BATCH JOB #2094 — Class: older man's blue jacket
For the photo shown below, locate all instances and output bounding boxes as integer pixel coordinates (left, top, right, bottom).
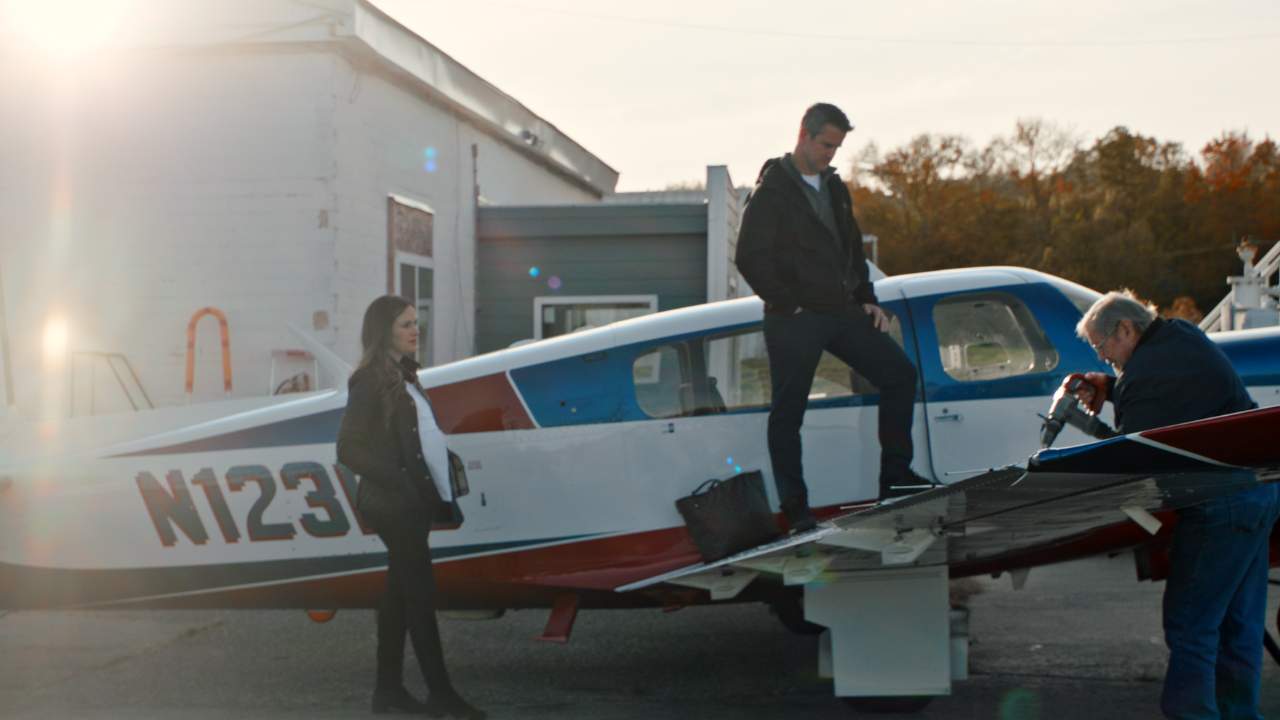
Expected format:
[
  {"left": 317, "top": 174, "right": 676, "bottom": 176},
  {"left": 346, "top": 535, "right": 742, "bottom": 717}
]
[{"left": 1107, "top": 317, "right": 1256, "bottom": 433}]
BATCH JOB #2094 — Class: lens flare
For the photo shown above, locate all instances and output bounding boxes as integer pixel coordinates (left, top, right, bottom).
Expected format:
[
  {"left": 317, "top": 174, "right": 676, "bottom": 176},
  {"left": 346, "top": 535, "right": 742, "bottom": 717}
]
[
  {"left": 528, "top": 267, "right": 540, "bottom": 278},
  {"left": 547, "top": 276, "right": 562, "bottom": 291},
  {"left": 998, "top": 688, "right": 1040, "bottom": 719},
  {"left": 42, "top": 316, "right": 68, "bottom": 366},
  {"left": 4, "top": 0, "right": 137, "bottom": 61}
]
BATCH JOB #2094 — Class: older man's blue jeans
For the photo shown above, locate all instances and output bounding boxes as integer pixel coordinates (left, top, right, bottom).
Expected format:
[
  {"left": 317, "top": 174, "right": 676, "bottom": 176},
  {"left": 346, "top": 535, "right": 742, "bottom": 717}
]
[{"left": 1161, "top": 482, "right": 1280, "bottom": 719}]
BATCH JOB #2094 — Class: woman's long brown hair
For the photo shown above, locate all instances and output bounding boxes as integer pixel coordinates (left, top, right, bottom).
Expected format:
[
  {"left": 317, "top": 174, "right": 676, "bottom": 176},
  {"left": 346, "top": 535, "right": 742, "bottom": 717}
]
[{"left": 356, "top": 295, "right": 413, "bottom": 427}]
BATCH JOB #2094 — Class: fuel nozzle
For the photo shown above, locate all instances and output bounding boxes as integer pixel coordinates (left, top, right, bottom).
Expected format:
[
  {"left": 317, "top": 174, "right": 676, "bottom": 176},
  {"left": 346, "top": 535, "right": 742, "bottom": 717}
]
[{"left": 1040, "top": 376, "right": 1117, "bottom": 448}]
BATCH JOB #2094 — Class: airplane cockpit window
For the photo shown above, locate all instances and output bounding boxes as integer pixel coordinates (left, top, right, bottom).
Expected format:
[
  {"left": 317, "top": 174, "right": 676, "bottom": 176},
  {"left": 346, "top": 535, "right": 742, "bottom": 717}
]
[
  {"left": 633, "top": 344, "right": 692, "bottom": 418},
  {"left": 702, "top": 329, "right": 771, "bottom": 411},
  {"left": 933, "top": 293, "right": 1059, "bottom": 382}
]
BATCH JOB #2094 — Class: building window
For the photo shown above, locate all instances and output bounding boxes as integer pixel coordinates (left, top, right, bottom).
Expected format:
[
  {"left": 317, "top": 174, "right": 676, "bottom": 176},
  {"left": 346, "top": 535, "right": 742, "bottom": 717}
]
[
  {"left": 396, "top": 252, "right": 434, "bottom": 366},
  {"left": 388, "top": 194, "right": 434, "bottom": 366},
  {"left": 534, "top": 295, "right": 657, "bottom": 340},
  {"left": 933, "top": 292, "right": 1059, "bottom": 382}
]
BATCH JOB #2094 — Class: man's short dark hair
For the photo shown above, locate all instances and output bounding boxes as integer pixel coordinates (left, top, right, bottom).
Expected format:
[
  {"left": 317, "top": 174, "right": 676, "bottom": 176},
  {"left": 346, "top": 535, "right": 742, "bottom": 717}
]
[{"left": 801, "top": 103, "right": 852, "bottom": 137}]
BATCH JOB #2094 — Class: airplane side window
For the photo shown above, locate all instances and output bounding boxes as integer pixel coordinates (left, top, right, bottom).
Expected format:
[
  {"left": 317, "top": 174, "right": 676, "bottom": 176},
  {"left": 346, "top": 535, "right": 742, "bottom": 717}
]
[
  {"left": 703, "top": 329, "right": 771, "bottom": 410},
  {"left": 633, "top": 344, "right": 692, "bottom": 418},
  {"left": 695, "top": 313, "right": 907, "bottom": 410},
  {"left": 828, "top": 311, "right": 905, "bottom": 398},
  {"left": 933, "top": 293, "right": 1060, "bottom": 382}
]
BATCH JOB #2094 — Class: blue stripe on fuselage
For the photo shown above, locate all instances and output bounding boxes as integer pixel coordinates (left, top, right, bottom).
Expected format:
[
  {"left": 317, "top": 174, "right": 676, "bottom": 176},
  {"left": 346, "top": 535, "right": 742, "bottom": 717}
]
[{"left": 112, "top": 301, "right": 1280, "bottom": 452}]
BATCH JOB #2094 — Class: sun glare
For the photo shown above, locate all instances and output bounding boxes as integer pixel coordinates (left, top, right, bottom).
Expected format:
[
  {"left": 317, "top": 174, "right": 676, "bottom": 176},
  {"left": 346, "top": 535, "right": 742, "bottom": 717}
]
[
  {"left": 42, "top": 316, "right": 68, "bottom": 367},
  {"left": 2, "top": 0, "right": 136, "bottom": 61}
]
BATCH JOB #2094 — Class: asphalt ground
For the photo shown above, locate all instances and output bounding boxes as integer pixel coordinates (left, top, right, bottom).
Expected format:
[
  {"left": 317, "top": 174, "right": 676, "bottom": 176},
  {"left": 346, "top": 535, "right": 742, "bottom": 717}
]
[{"left": 3, "top": 555, "right": 1280, "bottom": 719}]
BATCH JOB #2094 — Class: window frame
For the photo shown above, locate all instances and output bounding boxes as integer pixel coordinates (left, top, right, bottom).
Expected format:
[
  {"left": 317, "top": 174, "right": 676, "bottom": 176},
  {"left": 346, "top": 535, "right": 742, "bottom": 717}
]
[
  {"left": 533, "top": 294, "right": 658, "bottom": 341},
  {"left": 930, "top": 291, "right": 1060, "bottom": 383},
  {"left": 395, "top": 250, "right": 435, "bottom": 366}
]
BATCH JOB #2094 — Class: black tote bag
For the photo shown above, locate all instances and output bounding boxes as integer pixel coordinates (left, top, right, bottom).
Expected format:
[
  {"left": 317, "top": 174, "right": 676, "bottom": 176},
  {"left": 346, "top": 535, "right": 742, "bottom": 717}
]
[{"left": 675, "top": 470, "right": 780, "bottom": 562}]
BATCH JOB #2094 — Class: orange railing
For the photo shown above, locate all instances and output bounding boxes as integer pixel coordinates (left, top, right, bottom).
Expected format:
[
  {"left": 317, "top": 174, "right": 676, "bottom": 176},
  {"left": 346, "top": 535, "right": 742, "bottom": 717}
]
[{"left": 185, "top": 307, "right": 232, "bottom": 401}]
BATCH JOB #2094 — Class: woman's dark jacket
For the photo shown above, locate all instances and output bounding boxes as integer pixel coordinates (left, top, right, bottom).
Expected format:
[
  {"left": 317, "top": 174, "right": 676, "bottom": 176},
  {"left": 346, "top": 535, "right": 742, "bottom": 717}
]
[
  {"left": 735, "top": 155, "right": 878, "bottom": 318},
  {"left": 336, "top": 360, "right": 442, "bottom": 532}
]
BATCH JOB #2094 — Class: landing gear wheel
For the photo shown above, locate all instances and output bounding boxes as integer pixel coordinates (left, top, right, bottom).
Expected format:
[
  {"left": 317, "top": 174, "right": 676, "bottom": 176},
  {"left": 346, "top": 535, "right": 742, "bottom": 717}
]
[
  {"left": 842, "top": 696, "right": 934, "bottom": 713},
  {"left": 769, "top": 594, "right": 825, "bottom": 636}
]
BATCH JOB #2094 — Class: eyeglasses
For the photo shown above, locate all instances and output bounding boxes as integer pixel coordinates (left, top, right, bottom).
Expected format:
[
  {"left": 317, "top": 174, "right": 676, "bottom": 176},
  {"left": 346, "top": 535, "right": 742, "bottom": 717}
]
[{"left": 1089, "top": 322, "right": 1121, "bottom": 355}]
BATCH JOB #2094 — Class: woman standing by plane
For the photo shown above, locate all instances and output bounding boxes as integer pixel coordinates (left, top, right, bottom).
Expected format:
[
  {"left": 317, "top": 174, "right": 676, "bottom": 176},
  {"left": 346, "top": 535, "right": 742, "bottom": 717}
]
[{"left": 337, "top": 295, "right": 485, "bottom": 719}]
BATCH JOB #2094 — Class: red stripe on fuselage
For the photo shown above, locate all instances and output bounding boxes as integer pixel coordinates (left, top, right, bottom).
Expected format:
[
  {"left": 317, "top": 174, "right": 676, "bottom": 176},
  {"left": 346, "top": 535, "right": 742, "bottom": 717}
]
[
  {"left": 426, "top": 373, "right": 535, "bottom": 434},
  {"left": 1140, "top": 405, "right": 1280, "bottom": 467},
  {"left": 90, "top": 528, "right": 703, "bottom": 611}
]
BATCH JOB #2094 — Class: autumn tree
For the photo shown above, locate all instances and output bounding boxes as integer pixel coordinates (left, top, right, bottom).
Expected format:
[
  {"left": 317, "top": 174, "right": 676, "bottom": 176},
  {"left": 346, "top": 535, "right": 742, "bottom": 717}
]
[{"left": 848, "top": 121, "right": 1278, "bottom": 314}]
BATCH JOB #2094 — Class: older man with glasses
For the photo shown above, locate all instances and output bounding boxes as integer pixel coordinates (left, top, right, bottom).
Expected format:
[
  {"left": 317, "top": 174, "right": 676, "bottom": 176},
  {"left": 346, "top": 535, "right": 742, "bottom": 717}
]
[{"left": 1068, "top": 289, "right": 1277, "bottom": 720}]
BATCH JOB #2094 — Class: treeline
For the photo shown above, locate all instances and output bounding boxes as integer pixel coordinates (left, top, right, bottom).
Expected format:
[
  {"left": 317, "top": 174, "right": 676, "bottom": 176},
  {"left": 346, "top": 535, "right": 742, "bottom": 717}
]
[{"left": 849, "top": 120, "right": 1280, "bottom": 315}]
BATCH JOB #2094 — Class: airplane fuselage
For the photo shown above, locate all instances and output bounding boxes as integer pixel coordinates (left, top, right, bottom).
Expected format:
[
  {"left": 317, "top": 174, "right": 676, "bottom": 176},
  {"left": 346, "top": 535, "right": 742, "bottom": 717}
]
[{"left": 3, "top": 267, "right": 1279, "bottom": 611}]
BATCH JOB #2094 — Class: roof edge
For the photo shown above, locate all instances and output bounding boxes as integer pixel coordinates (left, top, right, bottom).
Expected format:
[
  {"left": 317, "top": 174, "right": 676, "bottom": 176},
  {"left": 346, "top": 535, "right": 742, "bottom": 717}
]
[{"left": 352, "top": 0, "right": 618, "bottom": 197}]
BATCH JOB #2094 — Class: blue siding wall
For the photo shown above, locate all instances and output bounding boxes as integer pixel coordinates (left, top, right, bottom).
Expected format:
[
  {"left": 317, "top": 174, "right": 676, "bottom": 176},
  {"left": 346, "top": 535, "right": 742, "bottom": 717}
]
[{"left": 476, "top": 205, "right": 708, "bottom": 353}]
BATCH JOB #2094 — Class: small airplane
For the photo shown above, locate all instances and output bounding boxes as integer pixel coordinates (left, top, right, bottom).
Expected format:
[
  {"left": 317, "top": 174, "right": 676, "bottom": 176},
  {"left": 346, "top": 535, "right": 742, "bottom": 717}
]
[{"left": 2, "top": 265, "right": 1279, "bottom": 710}]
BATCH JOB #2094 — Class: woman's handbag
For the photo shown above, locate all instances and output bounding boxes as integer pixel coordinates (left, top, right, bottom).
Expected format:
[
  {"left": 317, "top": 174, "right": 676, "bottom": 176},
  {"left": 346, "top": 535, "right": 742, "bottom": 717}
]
[
  {"left": 675, "top": 470, "right": 780, "bottom": 562},
  {"left": 431, "top": 450, "right": 470, "bottom": 531}
]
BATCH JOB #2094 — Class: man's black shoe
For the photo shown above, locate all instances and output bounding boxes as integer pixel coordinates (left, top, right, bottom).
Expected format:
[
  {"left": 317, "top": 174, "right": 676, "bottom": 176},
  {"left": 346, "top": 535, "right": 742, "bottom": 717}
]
[
  {"left": 424, "top": 693, "right": 487, "bottom": 720},
  {"left": 372, "top": 687, "right": 430, "bottom": 714},
  {"left": 786, "top": 509, "right": 818, "bottom": 534},
  {"left": 878, "top": 470, "right": 936, "bottom": 501}
]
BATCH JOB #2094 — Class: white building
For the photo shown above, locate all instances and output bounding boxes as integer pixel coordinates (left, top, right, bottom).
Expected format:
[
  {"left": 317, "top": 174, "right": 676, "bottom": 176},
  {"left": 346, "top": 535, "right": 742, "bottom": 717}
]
[{"left": 0, "top": 0, "right": 616, "bottom": 417}]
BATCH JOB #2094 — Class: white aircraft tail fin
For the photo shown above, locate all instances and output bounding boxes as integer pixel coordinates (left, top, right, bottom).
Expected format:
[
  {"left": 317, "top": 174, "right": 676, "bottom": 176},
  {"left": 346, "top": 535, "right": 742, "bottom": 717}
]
[{"left": 286, "top": 324, "right": 353, "bottom": 389}]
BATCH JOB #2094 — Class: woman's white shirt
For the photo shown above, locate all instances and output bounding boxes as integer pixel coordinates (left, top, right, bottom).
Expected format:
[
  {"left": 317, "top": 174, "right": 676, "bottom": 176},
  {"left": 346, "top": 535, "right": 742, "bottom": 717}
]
[{"left": 405, "top": 382, "right": 453, "bottom": 503}]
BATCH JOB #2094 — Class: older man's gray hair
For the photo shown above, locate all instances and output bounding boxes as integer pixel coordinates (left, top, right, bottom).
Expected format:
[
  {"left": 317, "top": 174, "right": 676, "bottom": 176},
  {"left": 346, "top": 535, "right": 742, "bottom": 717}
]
[{"left": 1076, "top": 290, "right": 1158, "bottom": 341}]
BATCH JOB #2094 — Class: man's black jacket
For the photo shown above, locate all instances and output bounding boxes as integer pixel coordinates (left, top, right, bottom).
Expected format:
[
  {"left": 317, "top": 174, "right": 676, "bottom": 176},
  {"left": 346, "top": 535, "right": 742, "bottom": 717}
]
[
  {"left": 735, "top": 156, "right": 877, "bottom": 317},
  {"left": 1107, "top": 318, "right": 1255, "bottom": 433}
]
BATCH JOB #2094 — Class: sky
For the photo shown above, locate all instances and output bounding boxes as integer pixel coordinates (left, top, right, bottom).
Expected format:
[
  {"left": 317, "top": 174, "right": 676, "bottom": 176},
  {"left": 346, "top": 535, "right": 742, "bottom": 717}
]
[{"left": 372, "top": 0, "right": 1280, "bottom": 192}]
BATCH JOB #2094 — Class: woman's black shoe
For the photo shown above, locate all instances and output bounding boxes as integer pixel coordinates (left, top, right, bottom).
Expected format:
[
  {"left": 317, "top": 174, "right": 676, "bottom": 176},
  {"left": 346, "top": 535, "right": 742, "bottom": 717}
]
[
  {"left": 424, "top": 693, "right": 487, "bottom": 720},
  {"left": 372, "top": 687, "right": 430, "bottom": 714}
]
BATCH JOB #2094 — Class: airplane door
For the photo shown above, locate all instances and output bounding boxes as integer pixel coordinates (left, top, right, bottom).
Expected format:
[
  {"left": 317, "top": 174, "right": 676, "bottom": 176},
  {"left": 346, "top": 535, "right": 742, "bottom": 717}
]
[{"left": 904, "top": 278, "right": 1093, "bottom": 482}]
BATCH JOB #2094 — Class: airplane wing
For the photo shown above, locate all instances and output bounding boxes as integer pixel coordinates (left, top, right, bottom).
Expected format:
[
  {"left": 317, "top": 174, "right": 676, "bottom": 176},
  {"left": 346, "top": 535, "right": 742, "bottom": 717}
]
[{"left": 616, "top": 405, "right": 1280, "bottom": 598}]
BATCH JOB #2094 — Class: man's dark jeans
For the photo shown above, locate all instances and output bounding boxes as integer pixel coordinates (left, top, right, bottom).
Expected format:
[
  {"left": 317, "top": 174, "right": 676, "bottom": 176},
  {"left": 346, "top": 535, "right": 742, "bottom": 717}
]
[
  {"left": 762, "top": 307, "right": 917, "bottom": 516},
  {"left": 1161, "top": 482, "right": 1280, "bottom": 719}
]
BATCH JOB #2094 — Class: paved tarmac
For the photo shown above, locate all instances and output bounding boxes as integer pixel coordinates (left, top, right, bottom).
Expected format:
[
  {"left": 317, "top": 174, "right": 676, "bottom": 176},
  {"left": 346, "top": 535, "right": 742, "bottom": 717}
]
[{"left": 3, "top": 554, "right": 1280, "bottom": 719}]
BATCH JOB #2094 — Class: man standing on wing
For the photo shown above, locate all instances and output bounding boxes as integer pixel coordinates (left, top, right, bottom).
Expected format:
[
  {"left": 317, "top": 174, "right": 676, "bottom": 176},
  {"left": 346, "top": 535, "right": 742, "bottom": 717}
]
[{"left": 735, "top": 102, "right": 926, "bottom": 533}]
